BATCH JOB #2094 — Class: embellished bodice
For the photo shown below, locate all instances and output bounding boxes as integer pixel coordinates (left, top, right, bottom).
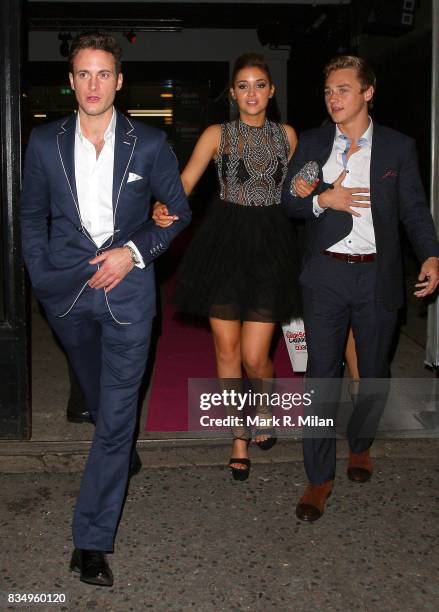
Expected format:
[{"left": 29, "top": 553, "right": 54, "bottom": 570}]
[{"left": 215, "top": 119, "right": 290, "bottom": 206}]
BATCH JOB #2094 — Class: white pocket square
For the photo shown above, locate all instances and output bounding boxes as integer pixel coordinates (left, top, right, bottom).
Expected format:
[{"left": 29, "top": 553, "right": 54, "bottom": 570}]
[{"left": 127, "top": 172, "right": 143, "bottom": 183}]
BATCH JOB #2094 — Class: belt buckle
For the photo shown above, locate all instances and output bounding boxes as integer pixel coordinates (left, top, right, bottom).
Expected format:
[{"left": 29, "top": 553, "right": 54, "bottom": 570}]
[{"left": 346, "top": 254, "right": 356, "bottom": 264}]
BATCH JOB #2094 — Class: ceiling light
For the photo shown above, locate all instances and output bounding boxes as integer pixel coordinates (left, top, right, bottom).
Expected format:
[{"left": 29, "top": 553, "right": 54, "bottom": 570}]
[{"left": 127, "top": 109, "right": 173, "bottom": 117}]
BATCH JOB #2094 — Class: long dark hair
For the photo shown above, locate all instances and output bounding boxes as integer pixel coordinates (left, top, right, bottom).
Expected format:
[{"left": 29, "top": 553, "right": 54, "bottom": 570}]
[
  {"left": 229, "top": 53, "right": 279, "bottom": 121},
  {"left": 230, "top": 53, "right": 273, "bottom": 87}
]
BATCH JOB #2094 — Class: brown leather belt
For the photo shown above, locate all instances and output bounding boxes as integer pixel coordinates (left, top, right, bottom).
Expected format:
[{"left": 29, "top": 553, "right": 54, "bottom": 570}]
[{"left": 323, "top": 250, "right": 376, "bottom": 263}]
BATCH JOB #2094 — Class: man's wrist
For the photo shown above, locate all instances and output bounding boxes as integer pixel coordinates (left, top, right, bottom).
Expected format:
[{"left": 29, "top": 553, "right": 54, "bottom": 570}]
[
  {"left": 312, "top": 195, "right": 326, "bottom": 217},
  {"left": 317, "top": 191, "right": 329, "bottom": 209},
  {"left": 123, "top": 244, "right": 140, "bottom": 265}
]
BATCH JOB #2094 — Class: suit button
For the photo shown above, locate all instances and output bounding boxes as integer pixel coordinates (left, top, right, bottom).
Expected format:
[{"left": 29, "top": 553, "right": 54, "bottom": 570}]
[
  {"left": 96, "top": 249, "right": 103, "bottom": 256},
  {"left": 77, "top": 226, "right": 83, "bottom": 232}
]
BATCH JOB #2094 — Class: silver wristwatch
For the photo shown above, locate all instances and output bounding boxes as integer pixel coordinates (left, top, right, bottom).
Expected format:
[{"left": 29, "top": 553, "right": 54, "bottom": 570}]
[{"left": 124, "top": 244, "right": 141, "bottom": 265}]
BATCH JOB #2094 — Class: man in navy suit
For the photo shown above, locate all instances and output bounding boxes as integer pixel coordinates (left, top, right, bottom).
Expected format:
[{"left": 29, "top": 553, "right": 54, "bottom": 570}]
[
  {"left": 282, "top": 56, "right": 439, "bottom": 522},
  {"left": 21, "top": 32, "right": 191, "bottom": 585}
]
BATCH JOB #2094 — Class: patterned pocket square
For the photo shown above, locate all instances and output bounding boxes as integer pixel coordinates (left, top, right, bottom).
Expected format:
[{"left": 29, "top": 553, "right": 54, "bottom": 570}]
[
  {"left": 382, "top": 169, "right": 397, "bottom": 179},
  {"left": 127, "top": 172, "right": 143, "bottom": 183}
]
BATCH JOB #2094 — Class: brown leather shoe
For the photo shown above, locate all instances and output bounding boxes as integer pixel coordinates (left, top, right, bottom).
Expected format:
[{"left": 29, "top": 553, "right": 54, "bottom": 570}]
[
  {"left": 296, "top": 480, "right": 333, "bottom": 522},
  {"left": 347, "top": 449, "right": 373, "bottom": 482}
]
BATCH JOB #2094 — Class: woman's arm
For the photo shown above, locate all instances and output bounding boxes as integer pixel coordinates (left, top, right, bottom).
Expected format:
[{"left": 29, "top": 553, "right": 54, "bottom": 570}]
[
  {"left": 283, "top": 123, "right": 298, "bottom": 160},
  {"left": 153, "top": 124, "right": 221, "bottom": 227},
  {"left": 181, "top": 124, "right": 221, "bottom": 194}
]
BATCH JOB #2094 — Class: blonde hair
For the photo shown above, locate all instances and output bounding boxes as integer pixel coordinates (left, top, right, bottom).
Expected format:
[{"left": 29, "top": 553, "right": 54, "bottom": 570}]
[{"left": 324, "top": 55, "right": 376, "bottom": 93}]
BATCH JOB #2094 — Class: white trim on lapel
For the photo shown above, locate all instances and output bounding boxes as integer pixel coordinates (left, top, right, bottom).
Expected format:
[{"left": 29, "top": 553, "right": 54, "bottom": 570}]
[
  {"left": 125, "top": 116, "right": 135, "bottom": 134},
  {"left": 57, "top": 280, "right": 90, "bottom": 318},
  {"left": 56, "top": 120, "right": 80, "bottom": 215},
  {"left": 56, "top": 118, "right": 96, "bottom": 248},
  {"left": 107, "top": 115, "right": 137, "bottom": 250},
  {"left": 104, "top": 290, "right": 132, "bottom": 325},
  {"left": 114, "top": 135, "right": 137, "bottom": 220}
]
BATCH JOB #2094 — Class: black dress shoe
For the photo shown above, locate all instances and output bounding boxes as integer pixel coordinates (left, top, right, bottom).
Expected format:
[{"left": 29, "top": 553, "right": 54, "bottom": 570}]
[
  {"left": 67, "top": 407, "right": 94, "bottom": 424},
  {"left": 129, "top": 449, "right": 142, "bottom": 477},
  {"left": 70, "top": 548, "right": 113, "bottom": 587},
  {"left": 67, "top": 365, "right": 92, "bottom": 423},
  {"left": 67, "top": 387, "right": 93, "bottom": 423}
]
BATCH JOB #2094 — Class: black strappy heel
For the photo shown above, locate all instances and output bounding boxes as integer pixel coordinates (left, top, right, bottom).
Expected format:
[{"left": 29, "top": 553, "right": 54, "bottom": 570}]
[
  {"left": 254, "top": 428, "right": 277, "bottom": 451},
  {"left": 229, "top": 438, "right": 251, "bottom": 481}
]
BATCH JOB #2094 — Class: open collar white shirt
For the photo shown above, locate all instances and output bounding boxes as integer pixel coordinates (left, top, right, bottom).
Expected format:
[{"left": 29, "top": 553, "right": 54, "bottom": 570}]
[
  {"left": 315, "top": 119, "right": 376, "bottom": 254},
  {"left": 75, "top": 108, "right": 116, "bottom": 248},
  {"left": 74, "top": 109, "right": 144, "bottom": 266}
]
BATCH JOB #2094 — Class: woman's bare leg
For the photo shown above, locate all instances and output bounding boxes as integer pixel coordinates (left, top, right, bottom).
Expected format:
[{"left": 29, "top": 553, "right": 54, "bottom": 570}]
[
  {"left": 209, "top": 317, "right": 248, "bottom": 468},
  {"left": 241, "top": 321, "right": 276, "bottom": 443}
]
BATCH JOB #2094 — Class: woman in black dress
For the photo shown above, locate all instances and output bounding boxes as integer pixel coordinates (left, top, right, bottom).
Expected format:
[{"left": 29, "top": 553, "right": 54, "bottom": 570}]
[{"left": 153, "top": 54, "right": 312, "bottom": 479}]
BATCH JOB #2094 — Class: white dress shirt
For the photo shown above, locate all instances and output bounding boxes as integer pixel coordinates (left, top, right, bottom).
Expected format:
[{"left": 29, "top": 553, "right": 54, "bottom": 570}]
[
  {"left": 313, "top": 119, "right": 376, "bottom": 254},
  {"left": 75, "top": 109, "right": 116, "bottom": 248},
  {"left": 75, "top": 108, "right": 144, "bottom": 266}
]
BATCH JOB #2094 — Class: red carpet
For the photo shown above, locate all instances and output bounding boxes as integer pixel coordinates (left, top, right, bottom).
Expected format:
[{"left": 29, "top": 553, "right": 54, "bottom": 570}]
[{"left": 145, "top": 280, "right": 298, "bottom": 433}]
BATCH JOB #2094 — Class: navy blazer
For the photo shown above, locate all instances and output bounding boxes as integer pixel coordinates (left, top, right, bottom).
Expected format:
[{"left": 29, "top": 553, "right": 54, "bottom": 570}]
[
  {"left": 282, "top": 121, "right": 439, "bottom": 311},
  {"left": 21, "top": 110, "right": 191, "bottom": 323}
]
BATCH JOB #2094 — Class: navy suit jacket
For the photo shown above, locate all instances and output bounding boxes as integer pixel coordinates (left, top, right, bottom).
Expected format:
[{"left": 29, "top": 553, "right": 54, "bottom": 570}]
[
  {"left": 21, "top": 110, "right": 191, "bottom": 323},
  {"left": 282, "top": 121, "right": 439, "bottom": 311}
]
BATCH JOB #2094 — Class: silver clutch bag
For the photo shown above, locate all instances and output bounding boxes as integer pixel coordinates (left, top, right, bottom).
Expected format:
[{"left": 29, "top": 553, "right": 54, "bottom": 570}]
[{"left": 289, "top": 160, "right": 320, "bottom": 196}]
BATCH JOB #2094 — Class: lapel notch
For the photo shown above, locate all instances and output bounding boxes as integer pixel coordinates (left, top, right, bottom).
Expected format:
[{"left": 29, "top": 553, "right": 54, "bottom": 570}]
[
  {"left": 57, "top": 113, "right": 80, "bottom": 216},
  {"left": 112, "top": 111, "right": 137, "bottom": 215}
]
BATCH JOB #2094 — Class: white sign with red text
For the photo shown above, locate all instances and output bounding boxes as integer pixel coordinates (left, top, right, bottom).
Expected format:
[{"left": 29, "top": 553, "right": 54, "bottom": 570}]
[{"left": 282, "top": 318, "right": 307, "bottom": 373}]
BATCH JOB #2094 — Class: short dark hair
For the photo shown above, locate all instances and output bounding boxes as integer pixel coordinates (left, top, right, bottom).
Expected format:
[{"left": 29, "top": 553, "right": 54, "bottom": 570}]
[
  {"left": 324, "top": 55, "right": 376, "bottom": 92},
  {"left": 231, "top": 53, "right": 273, "bottom": 87},
  {"left": 69, "top": 31, "right": 122, "bottom": 74}
]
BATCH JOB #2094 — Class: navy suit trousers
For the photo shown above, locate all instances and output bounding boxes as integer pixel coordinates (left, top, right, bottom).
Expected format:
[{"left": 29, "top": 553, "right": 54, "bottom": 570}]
[
  {"left": 47, "top": 286, "right": 152, "bottom": 551},
  {"left": 300, "top": 254, "right": 398, "bottom": 484}
]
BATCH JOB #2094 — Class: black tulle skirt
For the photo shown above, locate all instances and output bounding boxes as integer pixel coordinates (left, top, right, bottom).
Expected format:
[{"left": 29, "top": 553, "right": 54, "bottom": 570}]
[{"left": 173, "top": 196, "right": 302, "bottom": 323}]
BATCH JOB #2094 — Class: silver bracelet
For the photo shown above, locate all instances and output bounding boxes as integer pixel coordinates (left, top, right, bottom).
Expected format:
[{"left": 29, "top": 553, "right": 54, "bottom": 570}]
[{"left": 124, "top": 244, "right": 141, "bottom": 265}]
